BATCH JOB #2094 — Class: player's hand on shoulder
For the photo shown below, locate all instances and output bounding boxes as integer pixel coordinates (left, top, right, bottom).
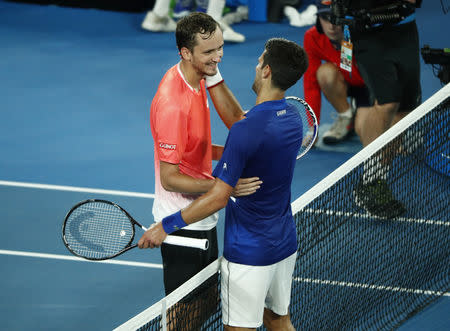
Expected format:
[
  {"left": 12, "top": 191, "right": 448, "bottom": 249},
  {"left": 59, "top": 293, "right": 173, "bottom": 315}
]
[{"left": 232, "top": 177, "right": 262, "bottom": 197}]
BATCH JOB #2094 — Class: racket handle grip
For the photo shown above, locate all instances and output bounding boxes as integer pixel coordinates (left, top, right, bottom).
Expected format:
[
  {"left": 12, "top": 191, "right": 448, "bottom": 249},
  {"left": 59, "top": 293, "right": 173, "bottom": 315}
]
[
  {"left": 141, "top": 226, "right": 209, "bottom": 250},
  {"left": 164, "top": 235, "right": 209, "bottom": 251}
]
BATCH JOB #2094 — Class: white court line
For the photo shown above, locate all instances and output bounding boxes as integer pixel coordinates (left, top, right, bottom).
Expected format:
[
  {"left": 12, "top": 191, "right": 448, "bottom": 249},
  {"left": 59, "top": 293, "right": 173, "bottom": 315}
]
[
  {"left": 3, "top": 249, "right": 447, "bottom": 299},
  {"left": 294, "top": 277, "right": 450, "bottom": 297},
  {"left": 0, "top": 249, "right": 162, "bottom": 269},
  {"left": 2, "top": 181, "right": 447, "bottom": 296},
  {"left": 303, "top": 208, "right": 449, "bottom": 226},
  {"left": 0, "top": 180, "right": 155, "bottom": 199}
]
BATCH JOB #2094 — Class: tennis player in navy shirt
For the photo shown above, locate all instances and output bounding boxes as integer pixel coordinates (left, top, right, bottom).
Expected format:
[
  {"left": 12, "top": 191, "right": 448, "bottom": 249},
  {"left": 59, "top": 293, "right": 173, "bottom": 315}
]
[
  {"left": 139, "top": 37, "right": 308, "bottom": 331},
  {"left": 214, "top": 97, "right": 301, "bottom": 267}
]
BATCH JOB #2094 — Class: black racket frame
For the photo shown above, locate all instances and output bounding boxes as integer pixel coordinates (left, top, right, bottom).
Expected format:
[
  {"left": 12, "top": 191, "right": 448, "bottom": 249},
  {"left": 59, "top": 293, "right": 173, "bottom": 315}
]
[{"left": 62, "top": 199, "right": 142, "bottom": 261}]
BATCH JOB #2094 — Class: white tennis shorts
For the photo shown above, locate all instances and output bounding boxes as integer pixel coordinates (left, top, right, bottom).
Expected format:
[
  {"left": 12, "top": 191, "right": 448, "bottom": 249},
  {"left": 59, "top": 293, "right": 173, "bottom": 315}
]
[{"left": 220, "top": 252, "right": 297, "bottom": 328}]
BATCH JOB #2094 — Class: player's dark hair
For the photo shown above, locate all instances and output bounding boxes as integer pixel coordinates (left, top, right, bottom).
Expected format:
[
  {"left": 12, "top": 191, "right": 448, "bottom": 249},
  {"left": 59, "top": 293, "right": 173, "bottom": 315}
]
[
  {"left": 176, "top": 12, "right": 219, "bottom": 52},
  {"left": 262, "top": 38, "right": 309, "bottom": 91}
]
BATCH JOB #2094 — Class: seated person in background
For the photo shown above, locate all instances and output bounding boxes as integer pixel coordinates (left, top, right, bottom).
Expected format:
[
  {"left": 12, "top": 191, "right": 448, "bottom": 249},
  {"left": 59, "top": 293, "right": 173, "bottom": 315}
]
[{"left": 303, "top": 0, "right": 370, "bottom": 145}]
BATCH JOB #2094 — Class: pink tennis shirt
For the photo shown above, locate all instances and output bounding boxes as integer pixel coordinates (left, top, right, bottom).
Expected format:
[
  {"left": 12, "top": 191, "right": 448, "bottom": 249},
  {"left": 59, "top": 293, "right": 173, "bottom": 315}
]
[{"left": 150, "top": 63, "right": 218, "bottom": 230}]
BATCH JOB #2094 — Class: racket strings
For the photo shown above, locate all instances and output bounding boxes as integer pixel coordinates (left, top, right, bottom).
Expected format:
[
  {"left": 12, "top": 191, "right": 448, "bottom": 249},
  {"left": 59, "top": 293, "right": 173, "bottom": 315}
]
[
  {"left": 64, "top": 201, "right": 133, "bottom": 259},
  {"left": 302, "top": 110, "right": 316, "bottom": 146},
  {"left": 286, "top": 97, "right": 318, "bottom": 158}
]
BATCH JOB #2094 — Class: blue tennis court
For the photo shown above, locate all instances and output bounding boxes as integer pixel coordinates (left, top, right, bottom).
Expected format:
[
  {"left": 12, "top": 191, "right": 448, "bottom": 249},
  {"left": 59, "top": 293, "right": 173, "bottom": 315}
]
[{"left": 0, "top": 0, "right": 448, "bottom": 330}]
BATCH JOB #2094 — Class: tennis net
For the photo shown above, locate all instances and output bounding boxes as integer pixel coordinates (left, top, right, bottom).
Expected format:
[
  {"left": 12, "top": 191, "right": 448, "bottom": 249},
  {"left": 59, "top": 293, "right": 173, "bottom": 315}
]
[{"left": 115, "top": 83, "right": 450, "bottom": 331}]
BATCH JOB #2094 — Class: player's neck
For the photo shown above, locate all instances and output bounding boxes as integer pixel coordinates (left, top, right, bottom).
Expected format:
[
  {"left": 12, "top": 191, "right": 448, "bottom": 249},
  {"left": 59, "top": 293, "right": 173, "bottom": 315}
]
[
  {"left": 255, "top": 87, "right": 285, "bottom": 105},
  {"left": 179, "top": 60, "right": 202, "bottom": 91}
]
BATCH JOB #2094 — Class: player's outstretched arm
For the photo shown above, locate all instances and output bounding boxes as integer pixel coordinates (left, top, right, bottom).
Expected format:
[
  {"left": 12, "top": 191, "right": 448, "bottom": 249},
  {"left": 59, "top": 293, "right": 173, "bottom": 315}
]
[
  {"left": 138, "top": 178, "right": 232, "bottom": 248},
  {"left": 159, "top": 161, "right": 215, "bottom": 194},
  {"left": 212, "top": 144, "right": 224, "bottom": 160},
  {"left": 209, "top": 82, "right": 246, "bottom": 128},
  {"left": 206, "top": 69, "right": 246, "bottom": 129}
]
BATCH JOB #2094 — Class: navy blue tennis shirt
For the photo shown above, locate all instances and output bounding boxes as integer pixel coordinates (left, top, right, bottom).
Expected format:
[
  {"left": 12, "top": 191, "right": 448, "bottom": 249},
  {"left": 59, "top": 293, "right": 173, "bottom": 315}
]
[{"left": 212, "top": 98, "right": 303, "bottom": 266}]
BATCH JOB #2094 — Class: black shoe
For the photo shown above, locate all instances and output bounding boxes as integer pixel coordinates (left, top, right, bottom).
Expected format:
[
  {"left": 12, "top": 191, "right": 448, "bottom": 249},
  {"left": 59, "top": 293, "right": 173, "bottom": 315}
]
[{"left": 354, "top": 179, "right": 406, "bottom": 219}]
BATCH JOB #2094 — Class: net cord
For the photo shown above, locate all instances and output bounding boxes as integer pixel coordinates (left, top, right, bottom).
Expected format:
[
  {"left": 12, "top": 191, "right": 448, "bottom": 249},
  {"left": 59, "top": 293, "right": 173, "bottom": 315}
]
[
  {"left": 291, "top": 82, "right": 450, "bottom": 214},
  {"left": 113, "top": 258, "right": 221, "bottom": 330}
]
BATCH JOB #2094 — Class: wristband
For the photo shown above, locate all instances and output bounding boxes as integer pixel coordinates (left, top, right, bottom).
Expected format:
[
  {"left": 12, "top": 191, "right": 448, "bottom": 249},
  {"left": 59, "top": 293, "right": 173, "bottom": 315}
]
[
  {"left": 205, "top": 68, "right": 224, "bottom": 89},
  {"left": 161, "top": 211, "right": 187, "bottom": 234}
]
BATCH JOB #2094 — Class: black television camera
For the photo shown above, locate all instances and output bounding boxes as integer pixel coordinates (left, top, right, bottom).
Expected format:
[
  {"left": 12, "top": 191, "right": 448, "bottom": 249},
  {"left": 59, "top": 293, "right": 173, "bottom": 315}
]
[
  {"left": 421, "top": 45, "right": 450, "bottom": 85},
  {"left": 328, "top": 0, "right": 417, "bottom": 30}
]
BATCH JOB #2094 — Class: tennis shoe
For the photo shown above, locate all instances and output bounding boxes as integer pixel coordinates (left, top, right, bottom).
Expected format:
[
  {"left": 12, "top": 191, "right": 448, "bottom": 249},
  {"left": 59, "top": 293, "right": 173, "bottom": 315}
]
[
  {"left": 353, "top": 179, "right": 406, "bottom": 219},
  {"left": 220, "top": 21, "right": 245, "bottom": 43},
  {"left": 322, "top": 113, "right": 354, "bottom": 144},
  {"left": 141, "top": 11, "right": 177, "bottom": 32},
  {"left": 222, "top": 6, "right": 248, "bottom": 25},
  {"left": 284, "top": 5, "right": 317, "bottom": 27}
]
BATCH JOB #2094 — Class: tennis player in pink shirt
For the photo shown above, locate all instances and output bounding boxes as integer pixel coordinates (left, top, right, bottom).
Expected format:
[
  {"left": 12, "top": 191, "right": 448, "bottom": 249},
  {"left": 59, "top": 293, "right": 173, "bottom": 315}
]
[{"left": 149, "top": 13, "right": 261, "bottom": 325}]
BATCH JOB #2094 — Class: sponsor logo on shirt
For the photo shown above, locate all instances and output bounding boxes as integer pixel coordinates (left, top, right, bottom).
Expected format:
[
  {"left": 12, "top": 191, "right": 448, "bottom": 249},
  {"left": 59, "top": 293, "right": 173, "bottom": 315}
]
[
  {"left": 159, "top": 142, "right": 177, "bottom": 150},
  {"left": 277, "top": 109, "right": 287, "bottom": 116}
]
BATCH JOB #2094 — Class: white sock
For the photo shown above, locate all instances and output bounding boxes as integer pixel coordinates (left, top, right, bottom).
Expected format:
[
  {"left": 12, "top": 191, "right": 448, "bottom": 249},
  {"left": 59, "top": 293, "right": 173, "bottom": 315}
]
[
  {"left": 153, "top": 0, "right": 171, "bottom": 17},
  {"left": 207, "top": 0, "right": 226, "bottom": 21},
  {"left": 339, "top": 107, "right": 353, "bottom": 118}
]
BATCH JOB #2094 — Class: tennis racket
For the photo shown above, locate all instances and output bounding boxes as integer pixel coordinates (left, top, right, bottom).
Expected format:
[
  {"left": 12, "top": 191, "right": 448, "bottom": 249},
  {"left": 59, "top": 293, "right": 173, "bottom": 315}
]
[
  {"left": 62, "top": 199, "right": 209, "bottom": 261},
  {"left": 286, "top": 96, "right": 318, "bottom": 159}
]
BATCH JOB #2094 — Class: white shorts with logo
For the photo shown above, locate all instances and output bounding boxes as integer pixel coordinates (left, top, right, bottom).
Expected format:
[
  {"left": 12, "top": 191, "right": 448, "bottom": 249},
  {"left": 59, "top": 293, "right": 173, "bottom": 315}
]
[{"left": 220, "top": 252, "right": 297, "bottom": 328}]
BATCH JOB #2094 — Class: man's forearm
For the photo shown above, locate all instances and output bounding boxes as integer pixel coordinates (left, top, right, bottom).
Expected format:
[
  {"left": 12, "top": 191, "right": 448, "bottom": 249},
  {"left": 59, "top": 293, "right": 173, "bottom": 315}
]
[
  {"left": 212, "top": 144, "right": 224, "bottom": 160},
  {"left": 160, "top": 161, "right": 214, "bottom": 194},
  {"left": 208, "top": 82, "right": 246, "bottom": 129},
  {"left": 180, "top": 179, "right": 231, "bottom": 225}
]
